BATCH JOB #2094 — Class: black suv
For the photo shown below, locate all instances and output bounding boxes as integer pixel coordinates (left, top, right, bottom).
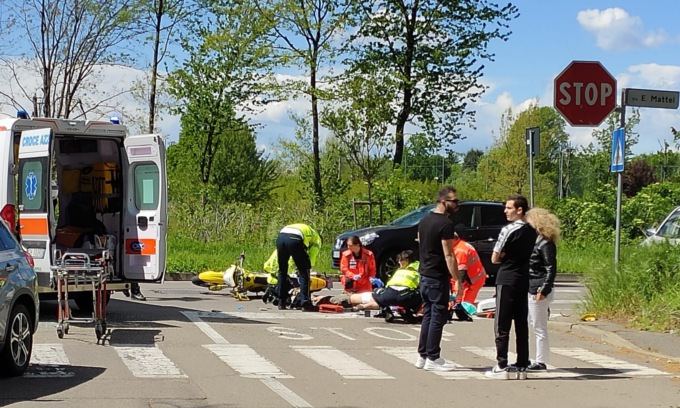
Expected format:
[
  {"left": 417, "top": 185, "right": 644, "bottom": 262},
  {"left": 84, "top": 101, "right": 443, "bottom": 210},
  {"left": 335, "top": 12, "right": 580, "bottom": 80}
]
[{"left": 331, "top": 201, "right": 507, "bottom": 284}]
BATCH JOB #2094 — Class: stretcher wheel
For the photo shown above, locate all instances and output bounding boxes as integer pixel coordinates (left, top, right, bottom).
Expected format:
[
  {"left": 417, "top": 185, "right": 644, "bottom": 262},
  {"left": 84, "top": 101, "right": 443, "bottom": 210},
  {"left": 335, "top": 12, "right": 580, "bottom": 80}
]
[
  {"left": 57, "top": 327, "right": 64, "bottom": 339},
  {"left": 95, "top": 323, "right": 103, "bottom": 340},
  {"left": 64, "top": 323, "right": 70, "bottom": 335}
]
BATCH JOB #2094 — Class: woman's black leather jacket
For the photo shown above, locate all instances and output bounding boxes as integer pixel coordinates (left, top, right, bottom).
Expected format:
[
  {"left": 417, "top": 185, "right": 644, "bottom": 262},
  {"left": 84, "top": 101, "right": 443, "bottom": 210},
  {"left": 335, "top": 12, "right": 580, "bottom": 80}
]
[{"left": 528, "top": 235, "right": 557, "bottom": 295}]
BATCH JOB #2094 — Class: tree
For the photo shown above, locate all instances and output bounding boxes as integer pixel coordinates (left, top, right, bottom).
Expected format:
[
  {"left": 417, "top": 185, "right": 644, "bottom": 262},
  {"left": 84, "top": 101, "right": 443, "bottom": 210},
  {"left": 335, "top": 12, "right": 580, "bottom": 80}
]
[
  {"left": 348, "top": 0, "right": 519, "bottom": 166},
  {"left": 167, "top": 0, "right": 277, "bottom": 202},
  {"left": 0, "top": 0, "right": 142, "bottom": 118},
  {"left": 480, "top": 105, "right": 568, "bottom": 206},
  {"left": 321, "top": 73, "right": 393, "bottom": 202},
  {"left": 570, "top": 110, "right": 641, "bottom": 195},
  {"left": 623, "top": 159, "right": 657, "bottom": 197},
  {"left": 138, "top": 0, "right": 198, "bottom": 133},
  {"left": 463, "top": 149, "right": 484, "bottom": 170},
  {"left": 254, "top": 0, "right": 353, "bottom": 207}
]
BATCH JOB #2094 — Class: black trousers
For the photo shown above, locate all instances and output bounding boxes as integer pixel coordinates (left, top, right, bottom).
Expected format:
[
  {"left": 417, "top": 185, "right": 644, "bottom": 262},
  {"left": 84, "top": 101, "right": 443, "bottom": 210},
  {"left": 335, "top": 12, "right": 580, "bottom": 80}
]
[
  {"left": 276, "top": 233, "right": 312, "bottom": 306},
  {"left": 494, "top": 283, "right": 530, "bottom": 369}
]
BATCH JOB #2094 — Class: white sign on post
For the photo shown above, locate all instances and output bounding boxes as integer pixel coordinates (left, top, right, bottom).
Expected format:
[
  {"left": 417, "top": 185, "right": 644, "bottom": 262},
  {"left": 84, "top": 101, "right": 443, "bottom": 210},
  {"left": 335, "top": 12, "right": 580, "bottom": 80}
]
[{"left": 625, "top": 88, "right": 679, "bottom": 109}]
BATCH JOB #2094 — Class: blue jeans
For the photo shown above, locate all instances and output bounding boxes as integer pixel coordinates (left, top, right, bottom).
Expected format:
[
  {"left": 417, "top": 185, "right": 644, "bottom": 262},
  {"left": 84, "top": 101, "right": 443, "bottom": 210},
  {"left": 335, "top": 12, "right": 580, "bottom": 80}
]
[{"left": 417, "top": 276, "right": 450, "bottom": 360}]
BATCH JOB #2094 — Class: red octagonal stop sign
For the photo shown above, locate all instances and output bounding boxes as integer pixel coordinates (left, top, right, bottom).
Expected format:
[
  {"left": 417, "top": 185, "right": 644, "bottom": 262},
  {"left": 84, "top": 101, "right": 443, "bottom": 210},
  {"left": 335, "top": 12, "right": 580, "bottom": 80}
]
[{"left": 554, "top": 61, "right": 617, "bottom": 127}]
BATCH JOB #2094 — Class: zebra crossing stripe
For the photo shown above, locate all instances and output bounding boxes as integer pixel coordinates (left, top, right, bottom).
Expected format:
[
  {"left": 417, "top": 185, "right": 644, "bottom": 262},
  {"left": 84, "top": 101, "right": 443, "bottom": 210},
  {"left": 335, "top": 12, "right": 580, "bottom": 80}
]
[
  {"left": 292, "top": 345, "right": 394, "bottom": 379},
  {"left": 462, "top": 346, "right": 582, "bottom": 378},
  {"left": 552, "top": 348, "right": 668, "bottom": 376},
  {"left": 113, "top": 345, "right": 187, "bottom": 378},
  {"left": 204, "top": 344, "right": 292, "bottom": 379},
  {"left": 378, "top": 346, "right": 477, "bottom": 379},
  {"left": 26, "top": 344, "right": 75, "bottom": 378}
]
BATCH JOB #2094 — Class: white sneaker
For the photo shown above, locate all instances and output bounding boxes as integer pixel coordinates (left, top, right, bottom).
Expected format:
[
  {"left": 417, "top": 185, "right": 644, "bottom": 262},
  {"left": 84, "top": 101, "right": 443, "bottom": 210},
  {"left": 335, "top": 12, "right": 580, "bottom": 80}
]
[
  {"left": 485, "top": 365, "right": 510, "bottom": 380},
  {"left": 415, "top": 356, "right": 426, "bottom": 369},
  {"left": 423, "top": 357, "right": 456, "bottom": 372}
]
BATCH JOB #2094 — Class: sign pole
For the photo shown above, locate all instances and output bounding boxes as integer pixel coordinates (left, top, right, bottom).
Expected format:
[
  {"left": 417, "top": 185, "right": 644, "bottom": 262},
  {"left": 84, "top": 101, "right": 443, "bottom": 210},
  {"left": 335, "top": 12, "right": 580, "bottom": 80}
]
[
  {"left": 526, "top": 127, "right": 539, "bottom": 208},
  {"left": 614, "top": 90, "right": 626, "bottom": 265}
]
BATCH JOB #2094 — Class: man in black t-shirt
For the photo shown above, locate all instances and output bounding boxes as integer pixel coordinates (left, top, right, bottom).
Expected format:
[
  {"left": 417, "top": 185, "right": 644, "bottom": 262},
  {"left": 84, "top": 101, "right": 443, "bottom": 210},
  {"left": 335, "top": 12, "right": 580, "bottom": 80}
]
[
  {"left": 414, "top": 186, "right": 464, "bottom": 372},
  {"left": 485, "top": 194, "right": 537, "bottom": 380}
]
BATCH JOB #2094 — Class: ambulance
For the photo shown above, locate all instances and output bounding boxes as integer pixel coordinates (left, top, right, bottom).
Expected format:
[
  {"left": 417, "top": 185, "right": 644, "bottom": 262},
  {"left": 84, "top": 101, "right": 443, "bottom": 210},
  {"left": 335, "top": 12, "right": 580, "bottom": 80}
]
[{"left": 0, "top": 113, "right": 167, "bottom": 309}]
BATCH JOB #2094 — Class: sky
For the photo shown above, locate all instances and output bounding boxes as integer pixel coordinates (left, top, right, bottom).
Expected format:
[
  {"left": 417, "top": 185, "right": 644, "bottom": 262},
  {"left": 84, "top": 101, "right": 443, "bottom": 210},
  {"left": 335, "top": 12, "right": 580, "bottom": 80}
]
[{"left": 2, "top": 0, "right": 680, "bottom": 157}]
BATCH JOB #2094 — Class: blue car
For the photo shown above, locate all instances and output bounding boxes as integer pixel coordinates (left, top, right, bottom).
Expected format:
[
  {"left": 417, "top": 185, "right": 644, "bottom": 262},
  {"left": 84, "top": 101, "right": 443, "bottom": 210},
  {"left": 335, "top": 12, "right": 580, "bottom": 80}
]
[{"left": 0, "top": 219, "right": 40, "bottom": 376}]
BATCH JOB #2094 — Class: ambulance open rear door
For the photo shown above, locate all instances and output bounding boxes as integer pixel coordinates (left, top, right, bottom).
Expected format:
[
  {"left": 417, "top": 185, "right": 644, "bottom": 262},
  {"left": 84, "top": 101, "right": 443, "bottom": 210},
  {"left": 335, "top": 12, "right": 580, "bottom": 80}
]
[
  {"left": 123, "top": 134, "right": 167, "bottom": 282},
  {"left": 17, "top": 128, "right": 54, "bottom": 289}
]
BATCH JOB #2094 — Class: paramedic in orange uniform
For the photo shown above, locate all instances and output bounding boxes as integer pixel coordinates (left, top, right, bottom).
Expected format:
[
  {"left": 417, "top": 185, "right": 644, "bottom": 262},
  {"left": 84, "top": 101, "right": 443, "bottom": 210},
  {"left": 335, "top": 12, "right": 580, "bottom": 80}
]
[
  {"left": 450, "top": 233, "right": 486, "bottom": 305},
  {"left": 340, "top": 236, "right": 377, "bottom": 293}
]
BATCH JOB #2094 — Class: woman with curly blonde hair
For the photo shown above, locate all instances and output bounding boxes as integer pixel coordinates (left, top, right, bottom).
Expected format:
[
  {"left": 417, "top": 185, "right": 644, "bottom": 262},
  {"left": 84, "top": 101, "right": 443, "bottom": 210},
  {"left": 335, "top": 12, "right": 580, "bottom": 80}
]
[{"left": 525, "top": 207, "right": 560, "bottom": 371}]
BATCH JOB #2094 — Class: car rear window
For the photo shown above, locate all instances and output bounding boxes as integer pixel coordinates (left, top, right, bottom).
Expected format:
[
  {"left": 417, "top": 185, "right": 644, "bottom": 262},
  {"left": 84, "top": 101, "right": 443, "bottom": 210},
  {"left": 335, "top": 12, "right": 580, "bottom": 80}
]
[{"left": 0, "top": 223, "right": 17, "bottom": 251}]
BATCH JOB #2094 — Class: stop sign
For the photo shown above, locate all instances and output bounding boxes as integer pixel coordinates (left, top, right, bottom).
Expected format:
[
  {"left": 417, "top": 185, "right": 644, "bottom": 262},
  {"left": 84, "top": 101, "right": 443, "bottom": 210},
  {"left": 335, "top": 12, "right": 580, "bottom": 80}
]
[{"left": 554, "top": 61, "right": 617, "bottom": 126}]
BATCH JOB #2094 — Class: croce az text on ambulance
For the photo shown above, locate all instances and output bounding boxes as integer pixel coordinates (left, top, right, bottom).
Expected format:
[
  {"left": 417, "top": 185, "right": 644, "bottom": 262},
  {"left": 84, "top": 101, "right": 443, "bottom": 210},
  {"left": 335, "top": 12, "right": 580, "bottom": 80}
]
[{"left": 0, "top": 113, "right": 167, "bottom": 309}]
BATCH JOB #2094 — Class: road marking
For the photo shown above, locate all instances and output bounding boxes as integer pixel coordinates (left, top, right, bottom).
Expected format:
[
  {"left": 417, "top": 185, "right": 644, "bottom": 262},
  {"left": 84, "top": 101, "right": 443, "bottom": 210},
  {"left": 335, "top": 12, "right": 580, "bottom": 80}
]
[
  {"left": 26, "top": 344, "right": 75, "bottom": 378},
  {"left": 205, "top": 344, "right": 292, "bottom": 379},
  {"left": 378, "top": 346, "right": 476, "bottom": 379},
  {"left": 184, "top": 311, "right": 310, "bottom": 407},
  {"left": 292, "top": 345, "right": 394, "bottom": 379},
  {"left": 113, "top": 345, "right": 187, "bottom": 378},
  {"left": 552, "top": 348, "right": 668, "bottom": 376},
  {"left": 182, "top": 311, "right": 229, "bottom": 344},
  {"left": 261, "top": 378, "right": 313, "bottom": 408},
  {"left": 365, "top": 327, "right": 416, "bottom": 341},
  {"left": 310, "top": 327, "right": 356, "bottom": 341},
  {"left": 188, "top": 310, "right": 362, "bottom": 320},
  {"left": 462, "top": 346, "right": 583, "bottom": 378}
]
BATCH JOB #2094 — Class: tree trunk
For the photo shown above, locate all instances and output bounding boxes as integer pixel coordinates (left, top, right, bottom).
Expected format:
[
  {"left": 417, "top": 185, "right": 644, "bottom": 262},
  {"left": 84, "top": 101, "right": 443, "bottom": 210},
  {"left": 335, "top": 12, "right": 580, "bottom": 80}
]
[
  {"left": 310, "top": 66, "right": 323, "bottom": 206},
  {"left": 149, "top": 0, "right": 164, "bottom": 133}
]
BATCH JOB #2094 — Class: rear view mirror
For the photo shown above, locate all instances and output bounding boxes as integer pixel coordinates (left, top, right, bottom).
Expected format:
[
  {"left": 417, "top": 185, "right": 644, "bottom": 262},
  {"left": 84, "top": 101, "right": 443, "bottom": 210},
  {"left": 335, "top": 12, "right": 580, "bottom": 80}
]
[{"left": 644, "top": 227, "right": 657, "bottom": 237}]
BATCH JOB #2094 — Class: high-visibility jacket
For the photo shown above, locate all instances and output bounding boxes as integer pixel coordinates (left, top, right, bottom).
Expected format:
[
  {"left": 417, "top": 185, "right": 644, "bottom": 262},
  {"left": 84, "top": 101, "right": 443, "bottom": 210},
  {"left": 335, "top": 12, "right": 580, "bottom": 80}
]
[
  {"left": 453, "top": 238, "right": 486, "bottom": 285},
  {"left": 386, "top": 261, "right": 420, "bottom": 290},
  {"left": 280, "top": 223, "right": 322, "bottom": 267},
  {"left": 340, "top": 247, "right": 376, "bottom": 292},
  {"left": 263, "top": 250, "right": 296, "bottom": 284}
]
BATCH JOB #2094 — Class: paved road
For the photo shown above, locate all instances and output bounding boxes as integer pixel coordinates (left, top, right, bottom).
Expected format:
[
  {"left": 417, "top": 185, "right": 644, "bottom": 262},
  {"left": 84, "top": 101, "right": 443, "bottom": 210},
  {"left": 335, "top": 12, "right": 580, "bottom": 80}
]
[{"left": 0, "top": 282, "right": 677, "bottom": 408}]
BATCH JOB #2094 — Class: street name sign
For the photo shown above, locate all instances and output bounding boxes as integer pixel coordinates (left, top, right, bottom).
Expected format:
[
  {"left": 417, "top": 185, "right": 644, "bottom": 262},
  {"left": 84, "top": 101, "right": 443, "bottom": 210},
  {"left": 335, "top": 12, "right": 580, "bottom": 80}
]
[{"left": 625, "top": 88, "right": 679, "bottom": 109}]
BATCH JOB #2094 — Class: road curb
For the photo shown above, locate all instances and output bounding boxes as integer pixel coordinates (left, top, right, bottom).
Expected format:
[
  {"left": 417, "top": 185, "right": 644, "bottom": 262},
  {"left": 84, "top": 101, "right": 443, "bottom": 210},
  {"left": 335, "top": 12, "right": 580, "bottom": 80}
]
[{"left": 549, "top": 320, "right": 680, "bottom": 364}]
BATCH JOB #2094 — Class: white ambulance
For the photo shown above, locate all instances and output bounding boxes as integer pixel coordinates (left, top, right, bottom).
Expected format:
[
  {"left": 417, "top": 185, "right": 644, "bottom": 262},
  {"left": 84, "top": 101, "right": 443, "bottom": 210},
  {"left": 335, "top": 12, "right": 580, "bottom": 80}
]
[{"left": 0, "top": 114, "right": 167, "bottom": 309}]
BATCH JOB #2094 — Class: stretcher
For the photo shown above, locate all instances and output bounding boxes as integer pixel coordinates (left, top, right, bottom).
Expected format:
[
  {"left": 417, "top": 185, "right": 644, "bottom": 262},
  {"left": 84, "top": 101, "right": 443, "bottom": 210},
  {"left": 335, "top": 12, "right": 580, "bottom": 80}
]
[{"left": 52, "top": 250, "right": 111, "bottom": 340}]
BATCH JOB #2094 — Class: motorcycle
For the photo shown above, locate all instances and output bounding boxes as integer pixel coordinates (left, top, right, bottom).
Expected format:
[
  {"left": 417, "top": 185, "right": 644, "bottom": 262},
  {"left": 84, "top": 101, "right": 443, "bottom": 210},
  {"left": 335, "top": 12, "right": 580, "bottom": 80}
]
[{"left": 192, "top": 251, "right": 332, "bottom": 302}]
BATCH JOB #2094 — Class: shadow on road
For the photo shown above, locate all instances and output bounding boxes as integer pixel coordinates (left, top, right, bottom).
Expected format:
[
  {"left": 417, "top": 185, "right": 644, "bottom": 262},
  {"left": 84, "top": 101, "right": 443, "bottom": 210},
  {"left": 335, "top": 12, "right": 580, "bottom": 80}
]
[{"left": 0, "top": 366, "right": 105, "bottom": 407}]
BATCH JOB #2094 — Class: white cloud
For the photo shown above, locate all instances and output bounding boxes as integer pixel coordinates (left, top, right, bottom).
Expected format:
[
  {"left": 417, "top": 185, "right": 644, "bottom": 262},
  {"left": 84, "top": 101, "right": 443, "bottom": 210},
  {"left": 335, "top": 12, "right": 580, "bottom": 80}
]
[
  {"left": 577, "top": 8, "right": 667, "bottom": 51},
  {"left": 625, "top": 63, "right": 680, "bottom": 88}
]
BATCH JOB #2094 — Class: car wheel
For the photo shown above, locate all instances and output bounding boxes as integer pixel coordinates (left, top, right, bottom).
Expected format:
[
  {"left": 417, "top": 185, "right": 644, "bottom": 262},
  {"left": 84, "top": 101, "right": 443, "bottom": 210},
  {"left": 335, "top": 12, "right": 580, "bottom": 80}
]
[
  {"left": 378, "top": 251, "right": 400, "bottom": 282},
  {"left": 0, "top": 304, "right": 33, "bottom": 376}
]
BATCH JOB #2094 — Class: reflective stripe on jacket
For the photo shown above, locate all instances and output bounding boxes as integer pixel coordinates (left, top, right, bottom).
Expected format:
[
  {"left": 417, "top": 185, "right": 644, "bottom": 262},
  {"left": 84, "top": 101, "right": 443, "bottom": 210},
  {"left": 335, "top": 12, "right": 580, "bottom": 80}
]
[
  {"left": 454, "top": 239, "right": 486, "bottom": 284},
  {"left": 386, "top": 262, "right": 420, "bottom": 290}
]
